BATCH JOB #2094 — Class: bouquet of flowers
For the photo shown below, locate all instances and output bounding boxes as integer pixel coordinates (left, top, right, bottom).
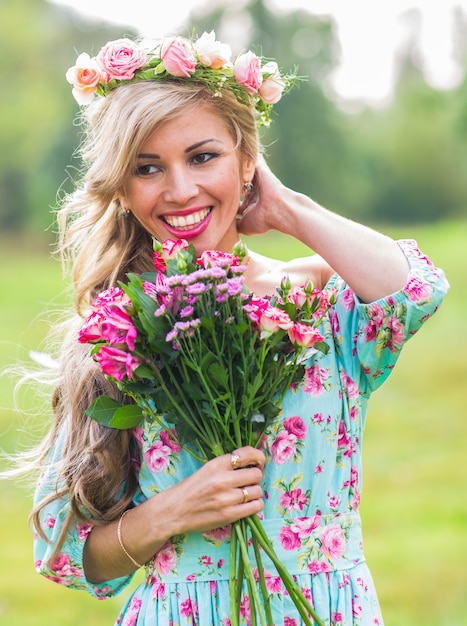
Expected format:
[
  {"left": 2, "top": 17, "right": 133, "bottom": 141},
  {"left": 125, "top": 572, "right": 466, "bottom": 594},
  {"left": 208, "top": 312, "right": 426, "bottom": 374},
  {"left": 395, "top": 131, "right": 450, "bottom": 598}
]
[{"left": 79, "top": 239, "right": 335, "bottom": 626}]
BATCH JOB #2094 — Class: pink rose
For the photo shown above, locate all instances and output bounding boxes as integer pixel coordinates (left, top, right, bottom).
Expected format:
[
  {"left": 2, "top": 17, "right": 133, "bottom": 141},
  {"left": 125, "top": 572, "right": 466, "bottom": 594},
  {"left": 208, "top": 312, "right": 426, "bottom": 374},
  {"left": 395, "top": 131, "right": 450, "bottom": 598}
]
[
  {"left": 287, "top": 286, "right": 307, "bottom": 309},
  {"left": 278, "top": 525, "right": 301, "bottom": 551},
  {"left": 194, "top": 30, "right": 232, "bottom": 69},
  {"left": 153, "top": 238, "right": 189, "bottom": 271},
  {"left": 160, "top": 428, "right": 181, "bottom": 453},
  {"left": 145, "top": 440, "right": 171, "bottom": 473},
  {"left": 283, "top": 416, "right": 307, "bottom": 439},
  {"left": 319, "top": 524, "right": 346, "bottom": 561},
  {"left": 65, "top": 52, "right": 102, "bottom": 105},
  {"left": 95, "top": 346, "right": 141, "bottom": 381},
  {"left": 199, "top": 249, "right": 237, "bottom": 269},
  {"left": 97, "top": 38, "right": 147, "bottom": 83},
  {"left": 202, "top": 525, "right": 232, "bottom": 542},
  {"left": 257, "top": 305, "right": 293, "bottom": 334},
  {"left": 161, "top": 37, "right": 197, "bottom": 77},
  {"left": 290, "top": 514, "right": 321, "bottom": 538},
  {"left": 271, "top": 430, "right": 297, "bottom": 464},
  {"left": 259, "top": 61, "right": 286, "bottom": 104},
  {"left": 234, "top": 50, "right": 263, "bottom": 94},
  {"left": 154, "top": 541, "right": 177, "bottom": 575},
  {"left": 288, "top": 322, "right": 324, "bottom": 348}
]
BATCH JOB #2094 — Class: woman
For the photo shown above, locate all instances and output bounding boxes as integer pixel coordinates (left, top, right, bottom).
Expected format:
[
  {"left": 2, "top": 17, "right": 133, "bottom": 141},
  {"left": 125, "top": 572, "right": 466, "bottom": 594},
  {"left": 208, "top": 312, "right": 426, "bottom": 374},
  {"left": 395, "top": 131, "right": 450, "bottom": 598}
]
[{"left": 31, "top": 32, "right": 448, "bottom": 625}]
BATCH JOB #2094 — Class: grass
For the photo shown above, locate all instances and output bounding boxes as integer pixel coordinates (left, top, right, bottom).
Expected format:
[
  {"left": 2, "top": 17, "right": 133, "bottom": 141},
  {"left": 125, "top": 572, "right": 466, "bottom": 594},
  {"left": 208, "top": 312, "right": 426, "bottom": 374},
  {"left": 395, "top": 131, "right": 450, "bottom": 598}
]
[{"left": 0, "top": 222, "right": 466, "bottom": 625}]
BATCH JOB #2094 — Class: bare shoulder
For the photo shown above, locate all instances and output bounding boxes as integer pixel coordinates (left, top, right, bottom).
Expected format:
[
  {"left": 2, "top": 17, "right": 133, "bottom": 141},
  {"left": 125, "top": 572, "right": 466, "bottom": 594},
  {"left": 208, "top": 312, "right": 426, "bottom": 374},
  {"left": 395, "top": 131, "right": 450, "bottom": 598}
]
[{"left": 245, "top": 250, "right": 333, "bottom": 297}]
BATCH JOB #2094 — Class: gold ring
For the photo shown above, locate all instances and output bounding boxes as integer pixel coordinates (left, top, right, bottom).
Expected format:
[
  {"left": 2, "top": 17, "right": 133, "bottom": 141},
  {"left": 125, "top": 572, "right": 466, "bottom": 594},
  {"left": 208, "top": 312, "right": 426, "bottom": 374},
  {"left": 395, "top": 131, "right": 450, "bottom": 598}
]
[
  {"left": 231, "top": 453, "right": 241, "bottom": 470},
  {"left": 241, "top": 487, "right": 249, "bottom": 503}
]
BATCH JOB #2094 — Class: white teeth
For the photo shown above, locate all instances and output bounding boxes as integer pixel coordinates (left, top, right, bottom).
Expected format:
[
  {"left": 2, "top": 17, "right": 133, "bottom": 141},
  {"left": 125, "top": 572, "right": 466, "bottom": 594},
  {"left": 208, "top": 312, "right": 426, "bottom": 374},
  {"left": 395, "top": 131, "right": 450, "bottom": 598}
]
[{"left": 164, "top": 208, "right": 211, "bottom": 230}]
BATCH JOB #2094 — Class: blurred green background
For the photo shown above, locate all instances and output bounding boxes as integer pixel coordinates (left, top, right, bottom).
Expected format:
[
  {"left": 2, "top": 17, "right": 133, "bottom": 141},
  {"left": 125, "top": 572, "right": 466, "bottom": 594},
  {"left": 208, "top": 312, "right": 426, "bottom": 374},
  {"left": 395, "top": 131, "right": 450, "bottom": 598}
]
[{"left": 1, "top": 0, "right": 466, "bottom": 624}]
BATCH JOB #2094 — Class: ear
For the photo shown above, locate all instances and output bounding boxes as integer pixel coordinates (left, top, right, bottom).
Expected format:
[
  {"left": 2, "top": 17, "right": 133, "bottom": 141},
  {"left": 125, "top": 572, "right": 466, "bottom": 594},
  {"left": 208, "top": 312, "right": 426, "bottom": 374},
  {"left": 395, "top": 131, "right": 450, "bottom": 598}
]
[{"left": 241, "top": 157, "right": 256, "bottom": 185}]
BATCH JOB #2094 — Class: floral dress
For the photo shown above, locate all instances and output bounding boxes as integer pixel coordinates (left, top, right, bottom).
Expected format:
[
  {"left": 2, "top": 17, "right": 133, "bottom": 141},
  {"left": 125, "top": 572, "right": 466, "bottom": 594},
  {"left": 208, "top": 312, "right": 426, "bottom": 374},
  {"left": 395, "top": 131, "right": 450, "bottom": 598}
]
[{"left": 33, "top": 240, "right": 449, "bottom": 626}]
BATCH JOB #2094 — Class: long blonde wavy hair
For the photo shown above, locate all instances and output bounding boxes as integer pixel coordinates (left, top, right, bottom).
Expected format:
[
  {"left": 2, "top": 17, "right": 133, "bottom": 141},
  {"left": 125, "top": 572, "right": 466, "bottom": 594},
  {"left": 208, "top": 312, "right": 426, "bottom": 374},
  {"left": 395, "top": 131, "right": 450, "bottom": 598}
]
[{"left": 28, "top": 79, "right": 260, "bottom": 549}]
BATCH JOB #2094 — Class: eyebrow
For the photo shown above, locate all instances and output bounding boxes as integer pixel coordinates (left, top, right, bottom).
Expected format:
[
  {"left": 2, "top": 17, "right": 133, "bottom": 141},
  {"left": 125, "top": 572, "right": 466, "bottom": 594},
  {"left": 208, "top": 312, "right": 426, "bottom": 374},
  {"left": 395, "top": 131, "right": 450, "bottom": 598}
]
[{"left": 137, "top": 138, "right": 223, "bottom": 160}]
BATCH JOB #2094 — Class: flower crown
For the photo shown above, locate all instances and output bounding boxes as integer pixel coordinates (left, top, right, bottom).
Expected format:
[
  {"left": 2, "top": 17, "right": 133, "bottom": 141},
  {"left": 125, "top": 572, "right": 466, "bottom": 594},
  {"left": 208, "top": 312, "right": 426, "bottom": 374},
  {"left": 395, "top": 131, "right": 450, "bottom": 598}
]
[{"left": 65, "top": 30, "right": 298, "bottom": 126}]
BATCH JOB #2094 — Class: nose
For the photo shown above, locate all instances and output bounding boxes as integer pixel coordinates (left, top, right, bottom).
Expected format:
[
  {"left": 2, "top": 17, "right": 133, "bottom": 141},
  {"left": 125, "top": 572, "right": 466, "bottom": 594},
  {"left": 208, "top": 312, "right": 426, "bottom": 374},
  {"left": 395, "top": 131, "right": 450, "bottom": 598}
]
[{"left": 163, "top": 166, "right": 199, "bottom": 205}]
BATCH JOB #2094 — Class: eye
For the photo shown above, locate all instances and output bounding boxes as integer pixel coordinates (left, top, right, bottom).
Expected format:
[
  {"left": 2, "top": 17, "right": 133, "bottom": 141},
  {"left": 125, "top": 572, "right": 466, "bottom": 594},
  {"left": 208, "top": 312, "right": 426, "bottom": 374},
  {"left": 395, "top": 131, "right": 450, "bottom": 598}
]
[
  {"left": 133, "top": 163, "right": 160, "bottom": 176},
  {"left": 191, "top": 152, "right": 218, "bottom": 165}
]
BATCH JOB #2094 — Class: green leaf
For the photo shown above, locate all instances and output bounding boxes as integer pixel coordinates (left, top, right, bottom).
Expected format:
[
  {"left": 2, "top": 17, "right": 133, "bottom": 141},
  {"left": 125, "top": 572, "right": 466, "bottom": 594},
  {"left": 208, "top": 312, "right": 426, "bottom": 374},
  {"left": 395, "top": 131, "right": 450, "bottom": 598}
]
[
  {"left": 109, "top": 404, "right": 145, "bottom": 429},
  {"left": 85, "top": 396, "right": 144, "bottom": 429},
  {"left": 85, "top": 395, "right": 120, "bottom": 425}
]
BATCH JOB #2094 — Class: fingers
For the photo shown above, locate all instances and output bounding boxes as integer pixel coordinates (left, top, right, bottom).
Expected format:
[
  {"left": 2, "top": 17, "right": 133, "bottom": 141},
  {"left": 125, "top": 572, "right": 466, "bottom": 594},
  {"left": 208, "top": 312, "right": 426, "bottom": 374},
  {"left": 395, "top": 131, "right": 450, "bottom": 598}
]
[{"left": 229, "top": 446, "right": 266, "bottom": 472}]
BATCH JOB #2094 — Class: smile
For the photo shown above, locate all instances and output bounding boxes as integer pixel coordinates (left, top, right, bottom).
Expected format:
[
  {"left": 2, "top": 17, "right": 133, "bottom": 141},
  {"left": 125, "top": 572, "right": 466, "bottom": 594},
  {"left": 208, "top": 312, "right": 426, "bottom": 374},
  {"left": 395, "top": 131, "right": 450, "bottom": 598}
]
[{"left": 163, "top": 208, "right": 212, "bottom": 231}]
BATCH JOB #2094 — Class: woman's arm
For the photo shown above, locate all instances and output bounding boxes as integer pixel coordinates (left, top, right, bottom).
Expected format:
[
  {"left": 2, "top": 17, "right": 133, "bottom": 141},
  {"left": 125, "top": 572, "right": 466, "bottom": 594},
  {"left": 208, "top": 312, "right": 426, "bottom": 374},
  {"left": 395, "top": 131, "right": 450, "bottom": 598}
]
[
  {"left": 239, "top": 158, "right": 409, "bottom": 302},
  {"left": 83, "top": 446, "right": 265, "bottom": 583}
]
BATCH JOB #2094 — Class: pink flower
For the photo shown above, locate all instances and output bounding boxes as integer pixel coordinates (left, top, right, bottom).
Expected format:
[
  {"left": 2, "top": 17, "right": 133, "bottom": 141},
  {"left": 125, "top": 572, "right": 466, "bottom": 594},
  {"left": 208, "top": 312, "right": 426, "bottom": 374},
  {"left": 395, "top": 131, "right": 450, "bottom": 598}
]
[
  {"left": 161, "top": 37, "right": 196, "bottom": 77},
  {"left": 199, "top": 249, "right": 237, "bottom": 269},
  {"left": 278, "top": 526, "right": 301, "bottom": 551},
  {"left": 303, "top": 364, "right": 329, "bottom": 396},
  {"left": 202, "top": 525, "right": 232, "bottom": 542},
  {"left": 280, "top": 488, "right": 308, "bottom": 511},
  {"left": 271, "top": 430, "right": 297, "bottom": 464},
  {"left": 233, "top": 50, "right": 263, "bottom": 94},
  {"left": 283, "top": 416, "right": 307, "bottom": 439},
  {"left": 154, "top": 541, "right": 177, "bottom": 575},
  {"left": 145, "top": 440, "right": 171, "bottom": 473},
  {"left": 288, "top": 322, "right": 324, "bottom": 348},
  {"left": 153, "top": 238, "right": 189, "bottom": 271},
  {"left": 101, "top": 306, "right": 138, "bottom": 351},
  {"left": 290, "top": 514, "right": 321, "bottom": 538},
  {"left": 95, "top": 346, "right": 141, "bottom": 381},
  {"left": 319, "top": 524, "right": 346, "bottom": 561},
  {"left": 193, "top": 30, "right": 232, "bottom": 69},
  {"left": 97, "top": 38, "right": 147, "bottom": 83},
  {"left": 243, "top": 296, "right": 271, "bottom": 326},
  {"left": 259, "top": 61, "right": 286, "bottom": 104},
  {"left": 65, "top": 52, "right": 102, "bottom": 105},
  {"left": 257, "top": 305, "right": 293, "bottom": 334},
  {"left": 159, "top": 428, "right": 181, "bottom": 453},
  {"left": 151, "top": 581, "right": 166, "bottom": 599},
  {"left": 287, "top": 286, "right": 307, "bottom": 308},
  {"left": 180, "top": 598, "right": 199, "bottom": 618}
]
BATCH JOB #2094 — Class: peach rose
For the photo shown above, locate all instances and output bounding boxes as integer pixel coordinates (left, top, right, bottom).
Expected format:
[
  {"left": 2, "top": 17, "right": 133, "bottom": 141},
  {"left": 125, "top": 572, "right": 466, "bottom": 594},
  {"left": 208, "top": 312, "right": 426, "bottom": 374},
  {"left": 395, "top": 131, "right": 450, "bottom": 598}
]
[
  {"left": 194, "top": 30, "right": 232, "bottom": 69},
  {"left": 259, "top": 61, "right": 286, "bottom": 104},
  {"left": 233, "top": 51, "right": 263, "bottom": 94},
  {"left": 288, "top": 322, "right": 324, "bottom": 348},
  {"left": 97, "top": 38, "right": 147, "bottom": 83},
  {"left": 161, "top": 37, "right": 197, "bottom": 77},
  {"left": 65, "top": 52, "right": 102, "bottom": 105}
]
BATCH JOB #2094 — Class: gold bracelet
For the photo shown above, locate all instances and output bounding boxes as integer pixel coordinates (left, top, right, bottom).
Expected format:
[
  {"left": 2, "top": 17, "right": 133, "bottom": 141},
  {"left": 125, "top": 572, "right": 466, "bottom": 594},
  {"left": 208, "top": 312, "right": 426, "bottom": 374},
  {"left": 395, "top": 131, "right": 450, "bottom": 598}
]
[{"left": 117, "top": 509, "right": 143, "bottom": 569}]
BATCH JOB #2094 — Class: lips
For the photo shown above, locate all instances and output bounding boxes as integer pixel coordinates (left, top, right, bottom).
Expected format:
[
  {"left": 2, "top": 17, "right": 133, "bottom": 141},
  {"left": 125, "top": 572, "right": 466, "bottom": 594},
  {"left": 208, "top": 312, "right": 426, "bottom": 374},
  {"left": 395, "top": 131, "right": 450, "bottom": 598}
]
[{"left": 162, "top": 207, "right": 213, "bottom": 238}]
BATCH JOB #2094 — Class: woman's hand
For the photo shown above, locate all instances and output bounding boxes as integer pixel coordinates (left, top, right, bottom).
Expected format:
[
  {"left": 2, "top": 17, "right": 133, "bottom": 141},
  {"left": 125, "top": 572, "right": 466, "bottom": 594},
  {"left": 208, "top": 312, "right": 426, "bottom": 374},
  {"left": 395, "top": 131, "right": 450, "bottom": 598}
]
[
  {"left": 165, "top": 446, "right": 266, "bottom": 536},
  {"left": 237, "top": 155, "right": 289, "bottom": 237}
]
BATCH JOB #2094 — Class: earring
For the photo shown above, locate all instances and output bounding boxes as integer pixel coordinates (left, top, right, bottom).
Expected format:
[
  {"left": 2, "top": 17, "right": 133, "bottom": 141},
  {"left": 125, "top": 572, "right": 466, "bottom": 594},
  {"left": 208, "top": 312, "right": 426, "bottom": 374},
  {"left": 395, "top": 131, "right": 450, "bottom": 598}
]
[
  {"left": 121, "top": 208, "right": 131, "bottom": 218},
  {"left": 243, "top": 182, "right": 253, "bottom": 192}
]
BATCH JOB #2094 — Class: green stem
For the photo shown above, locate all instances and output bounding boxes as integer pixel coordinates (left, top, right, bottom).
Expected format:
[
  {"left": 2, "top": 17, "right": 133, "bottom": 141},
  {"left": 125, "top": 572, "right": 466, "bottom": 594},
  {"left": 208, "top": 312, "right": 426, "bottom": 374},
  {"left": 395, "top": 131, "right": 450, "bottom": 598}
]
[
  {"left": 235, "top": 522, "right": 268, "bottom": 626},
  {"left": 229, "top": 527, "right": 240, "bottom": 626},
  {"left": 246, "top": 516, "right": 325, "bottom": 626}
]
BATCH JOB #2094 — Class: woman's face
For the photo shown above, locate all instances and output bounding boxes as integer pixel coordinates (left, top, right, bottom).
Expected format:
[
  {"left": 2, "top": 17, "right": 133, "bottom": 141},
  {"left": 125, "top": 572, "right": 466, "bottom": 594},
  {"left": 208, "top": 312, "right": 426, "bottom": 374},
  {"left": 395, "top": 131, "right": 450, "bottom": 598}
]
[{"left": 118, "top": 106, "right": 255, "bottom": 254}]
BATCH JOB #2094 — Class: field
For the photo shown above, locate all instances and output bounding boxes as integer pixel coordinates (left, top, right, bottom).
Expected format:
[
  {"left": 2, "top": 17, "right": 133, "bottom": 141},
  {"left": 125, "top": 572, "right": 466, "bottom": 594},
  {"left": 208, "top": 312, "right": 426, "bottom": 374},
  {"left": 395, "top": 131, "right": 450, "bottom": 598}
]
[{"left": 0, "top": 222, "right": 465, "bottom": 625}]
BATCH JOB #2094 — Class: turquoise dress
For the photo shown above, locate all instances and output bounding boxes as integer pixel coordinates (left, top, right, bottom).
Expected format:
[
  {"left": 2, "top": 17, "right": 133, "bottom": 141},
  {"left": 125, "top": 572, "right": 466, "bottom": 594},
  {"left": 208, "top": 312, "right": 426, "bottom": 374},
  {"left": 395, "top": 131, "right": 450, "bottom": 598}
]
[{"left": 33, "top": 240, "right": 449, "bottom": 626}]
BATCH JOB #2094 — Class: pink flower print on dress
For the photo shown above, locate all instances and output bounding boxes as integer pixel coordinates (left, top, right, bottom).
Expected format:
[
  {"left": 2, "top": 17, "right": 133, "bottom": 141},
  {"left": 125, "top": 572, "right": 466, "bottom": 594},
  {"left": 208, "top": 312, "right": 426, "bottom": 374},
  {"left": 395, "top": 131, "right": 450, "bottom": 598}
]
[
  {"left": 271, "top": 430, "right": 297, "bottom": 464},
  {"left": 404, "top": 274, "right": 432, "bottom": 302},
  {"left": 180, "top": 598, "right": 199, "bottom": 619},
  {"left": 283, "top": 416, "right": 307, "bottom": 439},
  {"left": 154, "top": 541, "right": 177, "bottom": 575},
  {"left": 290, "top": 514, "right": 321, "bottom": 538},
  {"left": 278, "top": 525, "right": 301, "bottom": 551},
  {"left": 319, "top": 524, "right": 346, "bottom": 561},
  {"left": 145, "top": 439, "right": 172, "bottom": 473},
  {"left": 279, "top": 488, "right": 308, "bottom": 512},
  {"left": 303, "top": 364, "right": 329, "bottom": 396}
]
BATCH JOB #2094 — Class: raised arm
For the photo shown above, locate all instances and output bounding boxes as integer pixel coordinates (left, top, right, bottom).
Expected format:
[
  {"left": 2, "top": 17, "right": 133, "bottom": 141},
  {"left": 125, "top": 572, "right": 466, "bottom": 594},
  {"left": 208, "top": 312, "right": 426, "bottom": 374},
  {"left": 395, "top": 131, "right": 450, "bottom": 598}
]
[{"left": 238, "top": 157, "right": 409, "bottom": 303}]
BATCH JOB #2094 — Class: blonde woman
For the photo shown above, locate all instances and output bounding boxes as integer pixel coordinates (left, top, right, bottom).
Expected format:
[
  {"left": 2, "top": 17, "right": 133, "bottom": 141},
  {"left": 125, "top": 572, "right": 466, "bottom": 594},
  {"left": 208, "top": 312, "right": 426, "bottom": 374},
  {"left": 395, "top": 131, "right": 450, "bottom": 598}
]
[{"left": 26, "top": 33, "right": 448, "bottom": 625}]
